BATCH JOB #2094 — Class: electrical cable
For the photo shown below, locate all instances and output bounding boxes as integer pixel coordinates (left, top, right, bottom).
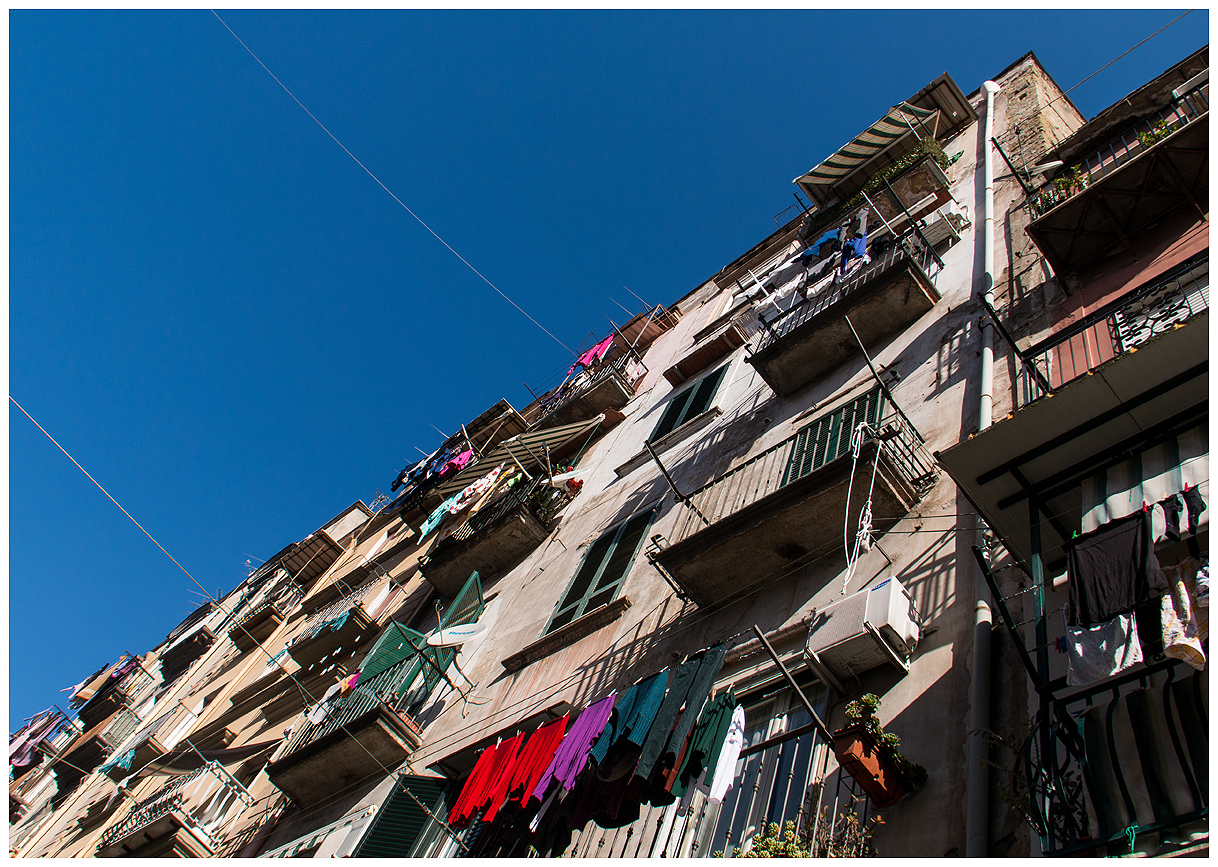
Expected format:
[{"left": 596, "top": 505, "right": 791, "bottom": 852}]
[{"left": 208, "top": 10, "right": 573, "bottom": 356}]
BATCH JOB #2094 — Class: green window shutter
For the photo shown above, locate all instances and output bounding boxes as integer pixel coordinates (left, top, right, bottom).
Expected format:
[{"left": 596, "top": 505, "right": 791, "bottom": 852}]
[
  {"left": 353, "top": 775, "right": 447, "bottom": 858},
  {"left": 360, "top": 623, "right": 427, "bottom": 681},
  {"left": 783, "top": 388, "right": 886, "bottom": 486},
  {"left": 545, "top": 508, "right": 656, "bottom": 634},
  {"left": 423, "top": 571, "right": 486, "bottom": 695},
  {"left": 651, "top": 364, "right": 729, "bottom": 441}
]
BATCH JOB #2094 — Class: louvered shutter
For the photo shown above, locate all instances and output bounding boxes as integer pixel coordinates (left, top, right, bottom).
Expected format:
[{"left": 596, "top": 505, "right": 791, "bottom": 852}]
[
  {"left": 651, "top": 364, "right": 729, "bottom": 441},
  {"left": 360, "top": 623, "right": 428, "bottom": 681},
  {"left": 783, "top": 388, "right": 887, "bottom": 485},
  {"left": 353, "top": 776, "right": 447, "bottom": 858}
]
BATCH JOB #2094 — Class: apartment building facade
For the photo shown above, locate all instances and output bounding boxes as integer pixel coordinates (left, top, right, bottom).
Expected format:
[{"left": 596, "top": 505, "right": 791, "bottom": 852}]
[{"left": 11, "top": 46, "right": 1207, "bottom": 859}]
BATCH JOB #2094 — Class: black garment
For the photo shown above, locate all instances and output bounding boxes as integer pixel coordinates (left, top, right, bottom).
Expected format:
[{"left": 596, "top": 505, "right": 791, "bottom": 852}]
[
  {"left": 634, "top": 642, "right": 726, "bottom": 783},
  {"left": 1182, "top": 486, "right": 1207, "bottom": 535},
  {"left": 1160, "top": 494, "right": 1184, "bottom": 542},
  {"left": 1065, "top": 510, "right": 1168, "bottom": 627}
]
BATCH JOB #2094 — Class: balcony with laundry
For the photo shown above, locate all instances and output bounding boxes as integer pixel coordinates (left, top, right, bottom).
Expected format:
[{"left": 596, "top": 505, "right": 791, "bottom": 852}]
[
  {"left": 388, "top": 399, "right": 531, "bottom": 522},
  {"left": 286, "top": 578, "right": 381, "bottom": 671},
  {"left": 650, "top": 386, "right": 937, "bottom": 608},
  {"left": 96, "top": 762, "right": 255, "bottom": 856},
  {"left": 71, "top": 656, "right": 155, "bottom": 731},
  {"left": 939, "top": 250, "right": 1208, "bottom": 578},
  {"left": 265, "top": 651, "right": 425, "bottom": 807},
  {"left": 1023, "top": 51, "right": 1207, "bottom": 275},
  {"left": 415, "top": 421, "right": 601, "bottom": 595},
  {"left": 522, "top": 333, "right": 648, "bottom": 431}
]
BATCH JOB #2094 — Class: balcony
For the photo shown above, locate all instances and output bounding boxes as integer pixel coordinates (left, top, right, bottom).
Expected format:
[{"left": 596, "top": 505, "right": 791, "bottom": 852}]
[
  {"left": 528, "top": 350, "right": 648, "bottom": 430},
  {"left": 1012, "top": 253, "right": 1209, "bottom": 409},
  {"left": 266, "top": 656, "right": 424, "bottom": 807},
  {"left": 287, "top": 590, "right": 378, "bottom": 671},
  {"left": 76, "top": 663, "right": 155, "bottom": 729},
  {"left": 228, "top": 600, "right": 290, "bottom": 654},
  {"left": 1027, "top": 660, "right": 1206, "bottom": 856},
  {"left": 1026, "top": 82, "right": 1208, "bottom": 275},
  {"left": 747, "top": 233, "right": 941, "bottom": 397},
  {"left": 421, "top": 476, "right": 572, "bottom": 595},
  {"left": 651, "top": 391, "right": 937, "bottom": 608},
  {"left": 96, "top": 762, "right": 254, "bottom": 857}
]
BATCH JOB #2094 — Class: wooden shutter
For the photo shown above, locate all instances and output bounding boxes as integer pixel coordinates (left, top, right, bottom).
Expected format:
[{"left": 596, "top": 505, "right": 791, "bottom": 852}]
[
  {"left": 651, "top": 364, "right": 729, "bottom": 441},
  {"left": 359, "top": 623, "right": 427, "bottom": 681},
  {"left": 545, "top": 509, "right": 655, "bottom": 634},
  {"left": 782, "top": 388, "right": 887, "bottom": 485},
  {"left": 423, "top": 571, "right": 485, "bottom": 694},
  {"left": 353, "top": 776, "right": 446, "bottom": 858}
]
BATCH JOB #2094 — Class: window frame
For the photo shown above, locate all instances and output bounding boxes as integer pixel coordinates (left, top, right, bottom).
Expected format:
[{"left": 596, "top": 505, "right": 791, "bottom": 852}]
[
  {"left": 543, "top": 508, "right": 657, "bottom": 636},
  {"left": 650, "top": 363, "right": 731, "bottom": 442}
]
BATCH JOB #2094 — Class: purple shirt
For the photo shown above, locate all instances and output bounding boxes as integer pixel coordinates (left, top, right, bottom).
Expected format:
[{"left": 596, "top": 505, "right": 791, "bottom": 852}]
[{"left": 530, "top": 692, "right": 616, "bottom": 802}]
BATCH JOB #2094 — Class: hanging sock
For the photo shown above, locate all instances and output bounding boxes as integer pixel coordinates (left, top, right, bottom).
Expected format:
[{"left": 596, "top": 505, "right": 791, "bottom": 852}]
[
  {"left": 1182, "top": 487, "right": 1207, "bottom": 535},
  {"left": 1160, "top": 494, "right": 1184, "bottom": 542}
]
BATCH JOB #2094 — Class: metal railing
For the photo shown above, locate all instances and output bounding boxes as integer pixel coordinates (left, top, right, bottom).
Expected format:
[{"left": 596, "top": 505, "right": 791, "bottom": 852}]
[
  {"left": 1030, "top": 659, "right": 1207, "bottom": 856},
  {"left": 1011, "top": 253, "right": 1209, "bottom": 408},
  {"left": 99, "top": 707, "right": 143, "bottom": 753},
  {"left": 530, "top": 349, "right": 648, "bottom": 428},
  {"left": 279, "top": 655, "right": 422, "bottom": 758},
  {"left": 753, "top": 232, "right": 940, "bottom": 354},
  {"left": 1028, "top": 82, "right": 1209, "bottom": 218},
  {"left": 664, "top": 393, "right": 938, "bottom": 547},
  {"left": 97, "top": 762, "right": 254, "bottom": 852},
  {"left": 296, "top": 577, "right": 379, "bottom": 643},
  {"left": 435, "top": 475, "right": 572, "bottom": 548}
]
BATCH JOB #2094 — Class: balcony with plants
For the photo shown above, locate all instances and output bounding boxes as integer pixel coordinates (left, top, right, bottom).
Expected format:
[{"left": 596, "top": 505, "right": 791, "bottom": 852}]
[
  {"left": 421, "top": 473, "right": 573, "bottom": 595},
  {"left": 1025, "top": 78, "right": 1208, "bottom": 275},
  {"left": 95, "top": 762, "right": 254, "bottom": 857},
  {"left": 650, "top": 387, "right": 937, "bottom": 608}
]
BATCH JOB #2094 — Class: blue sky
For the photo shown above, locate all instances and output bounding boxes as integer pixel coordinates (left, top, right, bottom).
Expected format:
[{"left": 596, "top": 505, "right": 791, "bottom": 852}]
[{"left": 9, "top": 10, "right": 1207, "bottom": 731}]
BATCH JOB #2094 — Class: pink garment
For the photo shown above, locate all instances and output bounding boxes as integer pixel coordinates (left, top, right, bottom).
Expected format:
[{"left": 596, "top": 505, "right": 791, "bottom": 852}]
[
  {"left": 567, "top": 335, "right": 615, "bottom": 375},
  {"left": 437, "top": 448, "right": 474, "bottom": 478},
  {"left": 339, "top": 671, "right": 360, "bottom": 694}
]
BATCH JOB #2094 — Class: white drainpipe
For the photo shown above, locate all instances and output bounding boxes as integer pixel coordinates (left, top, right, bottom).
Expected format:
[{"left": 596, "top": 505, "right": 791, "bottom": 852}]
[{"left": 966, "top": 79, "right": 1001, "bottom": 859}]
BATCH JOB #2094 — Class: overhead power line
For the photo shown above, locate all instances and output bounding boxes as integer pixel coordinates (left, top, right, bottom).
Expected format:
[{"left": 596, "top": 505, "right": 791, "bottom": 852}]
[{"left": 209, "top": 10, "right": 574, "bottom": 355}]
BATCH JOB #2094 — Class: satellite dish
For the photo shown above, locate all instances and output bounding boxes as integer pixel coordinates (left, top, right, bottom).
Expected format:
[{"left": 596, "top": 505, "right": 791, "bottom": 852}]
[{"left": 427, "top": 622, "right": 488, "bottom": 647}]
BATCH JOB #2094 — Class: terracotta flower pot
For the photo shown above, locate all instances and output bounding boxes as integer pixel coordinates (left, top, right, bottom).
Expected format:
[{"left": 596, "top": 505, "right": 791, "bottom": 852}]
[{"left": 832, "top": 725, "right": 905, "bottom": 808}]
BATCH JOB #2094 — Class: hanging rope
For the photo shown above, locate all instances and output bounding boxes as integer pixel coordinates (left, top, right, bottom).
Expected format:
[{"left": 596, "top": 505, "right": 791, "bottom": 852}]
[{"left": 841, "top": 421, "right": 882, "bottom": 595}]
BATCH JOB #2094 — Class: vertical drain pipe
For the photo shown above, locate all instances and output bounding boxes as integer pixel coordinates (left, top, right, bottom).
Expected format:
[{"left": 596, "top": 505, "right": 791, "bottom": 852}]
[{"left": 966, "top": 79, "right": 1001, "bottom": 859}]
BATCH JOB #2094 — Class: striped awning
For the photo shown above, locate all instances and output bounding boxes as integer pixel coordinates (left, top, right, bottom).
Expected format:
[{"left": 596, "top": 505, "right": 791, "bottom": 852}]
[
  {"left": 432, "top": 415, "right": 606, "bottom": 498},
  {"left": 794, "top": 102, "right": 938, "bottom": 192}
]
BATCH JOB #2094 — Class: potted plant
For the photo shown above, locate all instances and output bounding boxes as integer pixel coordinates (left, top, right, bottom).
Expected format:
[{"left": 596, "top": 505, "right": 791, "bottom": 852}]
[{"left": 832, "top": 694, "right": 926, "bottom": 809}]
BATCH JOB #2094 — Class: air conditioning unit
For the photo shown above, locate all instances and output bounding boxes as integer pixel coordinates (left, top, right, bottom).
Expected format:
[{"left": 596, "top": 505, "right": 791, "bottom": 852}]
[{"left": 805, "top": 576, "right": 921, "bottom": 681}]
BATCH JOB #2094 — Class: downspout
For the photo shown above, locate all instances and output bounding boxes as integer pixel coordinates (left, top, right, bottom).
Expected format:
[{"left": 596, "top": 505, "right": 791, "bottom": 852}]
[{"left": 966, "top": 79, "right": 1000, "bottom": 859}]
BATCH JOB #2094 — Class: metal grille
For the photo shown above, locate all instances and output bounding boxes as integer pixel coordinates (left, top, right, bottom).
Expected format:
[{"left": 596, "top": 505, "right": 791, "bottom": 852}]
[
  {"left": 753, "top": 232, "right": 939, "bottom": 354},
  {"left": 100, "top": 707, "right": 143, "bottom": 752},
  {"left": 530, "top": 349, "right": 648, "bottom": 428},
  {"left": 1027, "top": 83, "right": 1209, "bottom": 217},
  {"left": 1016, "top": 254, "right": 1209, "bottom": 407},
  {"left": 665, "top": 388, "right": 938, "bottom": 546},
  {"left": 279, "top": 656, "right": 422, "bottom": 758},
  {"left": 296, "top": 578, "right": 379, "bottom": 643}
]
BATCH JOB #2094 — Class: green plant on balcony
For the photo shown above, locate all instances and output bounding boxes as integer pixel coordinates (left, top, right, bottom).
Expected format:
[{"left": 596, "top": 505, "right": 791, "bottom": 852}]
[
  {"left": 715, "top": 807, "right": 882, "bottom": 858},
  {"left": 1051, "top": 165, "right": 1089, "bottom": 198},
  {"left": 841, "top": 693, "right": 927, "bottom": 789},
  {"left": 1137, "top": 118, "right": 1176, "bottom": 149},
  {"left": 800, "top": 138, "right": 951, "bottom": 242},
  {"left": 977, "top": 725, "right": 1088, "bottom": 845}
]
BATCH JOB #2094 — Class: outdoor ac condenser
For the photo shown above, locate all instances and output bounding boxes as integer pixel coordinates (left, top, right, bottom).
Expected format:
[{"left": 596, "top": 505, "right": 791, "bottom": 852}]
[{"left": 804, "top": 576, "right": 921, "bottom": 681}]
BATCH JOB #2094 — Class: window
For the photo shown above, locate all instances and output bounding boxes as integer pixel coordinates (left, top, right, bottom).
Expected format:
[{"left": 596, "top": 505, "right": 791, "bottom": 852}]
[
  {"left": 782, "top": 388, "right": 886, "bottom": 486},
  {"left": 651, "top": 364, "right": 730, "bottom": 441},
  {"left": 545, "top": 509, "right": 656, "bottom": 635}
]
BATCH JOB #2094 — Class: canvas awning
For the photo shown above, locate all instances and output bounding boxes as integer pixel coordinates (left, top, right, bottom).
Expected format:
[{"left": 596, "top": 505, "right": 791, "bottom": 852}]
[
  {"left": 794, "top": 102, "right": 939, "bottom": 206},
  {"left": 431, "top": 415, "right": 606, "bottom": 499}
]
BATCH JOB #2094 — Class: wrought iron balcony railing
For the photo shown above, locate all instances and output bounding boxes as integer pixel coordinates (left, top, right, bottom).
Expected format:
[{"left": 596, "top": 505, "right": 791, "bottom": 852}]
[
  {"left": 1028, "top": 659, "right": 1206, "bottom": 856},
  {"left": 99, "top": 707, "right": 143, "bottom": 754},
  {"left": 1027, "top": 82, "right": 1209, "bottom": 218},
  {"left": 663, "top": 390, "right": 938, "bottom": 548},
  {"left": 278, "top": 654, "right": 423, "bottom": 759},
  {"left": 753, "top": 232, "right": 941, "bottom": 355},
  {"left": 1009, "top": 253, "right": 1209, "bottom": 408},
  {"left": 437, "top": 475, "right": 572, "bottom": 548},
  {"left": 97, "top": 762, "right": 254, "bottom": 853},
  {"left": 530, "top": 349, "right": 648, "bottom": 428}
]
